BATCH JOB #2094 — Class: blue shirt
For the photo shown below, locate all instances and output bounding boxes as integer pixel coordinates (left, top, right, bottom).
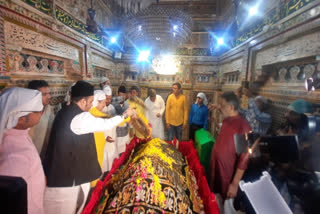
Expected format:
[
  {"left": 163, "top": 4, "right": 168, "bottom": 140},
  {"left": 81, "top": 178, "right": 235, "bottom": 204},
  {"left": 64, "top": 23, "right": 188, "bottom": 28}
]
[
  {"left": 239, "top": 98, "right": 272, "bottom": 134},
  {"left": 189, "top": 103, "right": 209, "bottom": 129}
]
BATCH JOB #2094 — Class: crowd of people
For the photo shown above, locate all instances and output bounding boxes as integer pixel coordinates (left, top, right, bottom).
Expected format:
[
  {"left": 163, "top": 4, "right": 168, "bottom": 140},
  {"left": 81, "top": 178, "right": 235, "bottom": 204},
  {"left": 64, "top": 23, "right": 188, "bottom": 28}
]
[{"left": 0, "top": 78, "right": 318, "bottom": 214}]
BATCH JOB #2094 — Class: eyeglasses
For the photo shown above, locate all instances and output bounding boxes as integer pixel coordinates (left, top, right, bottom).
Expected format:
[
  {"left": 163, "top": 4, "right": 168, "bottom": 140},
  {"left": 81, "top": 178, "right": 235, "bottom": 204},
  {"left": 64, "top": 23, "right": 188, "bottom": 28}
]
[
  {"left": 20, "top": 106, "right": 45, "bottom": 114},
  {"left": 42, "top": 92, "right": 51, "bottom": 96}
]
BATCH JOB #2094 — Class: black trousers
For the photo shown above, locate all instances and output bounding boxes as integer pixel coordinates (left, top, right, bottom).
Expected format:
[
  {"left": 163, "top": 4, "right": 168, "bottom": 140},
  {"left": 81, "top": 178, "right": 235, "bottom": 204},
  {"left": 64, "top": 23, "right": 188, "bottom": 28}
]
[{"left": 189, "top": 124, "right": 203, "bottom": 141}]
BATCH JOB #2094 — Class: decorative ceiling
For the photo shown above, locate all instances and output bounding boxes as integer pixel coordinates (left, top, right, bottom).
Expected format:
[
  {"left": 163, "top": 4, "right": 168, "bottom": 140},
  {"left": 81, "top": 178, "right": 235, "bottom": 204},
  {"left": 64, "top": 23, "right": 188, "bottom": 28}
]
[{"left": 109, "top": 0, "right": 235, "bottom": 51}]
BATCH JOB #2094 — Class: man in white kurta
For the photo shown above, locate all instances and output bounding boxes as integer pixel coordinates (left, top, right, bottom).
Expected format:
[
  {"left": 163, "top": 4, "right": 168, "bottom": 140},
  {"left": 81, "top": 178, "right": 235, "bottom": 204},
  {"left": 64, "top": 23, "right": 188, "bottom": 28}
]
[
  {"left": 101, "top": 85, "right": 118, "bottom": 172},
  {"left": 43, "top": 81, "right": 133, "bottom": 214},
  {"left": 0, "top": 87, "right": 45, "bottom": 214},
  {"left": 145, "top": 89, "right": 165, "bottom": 139}
]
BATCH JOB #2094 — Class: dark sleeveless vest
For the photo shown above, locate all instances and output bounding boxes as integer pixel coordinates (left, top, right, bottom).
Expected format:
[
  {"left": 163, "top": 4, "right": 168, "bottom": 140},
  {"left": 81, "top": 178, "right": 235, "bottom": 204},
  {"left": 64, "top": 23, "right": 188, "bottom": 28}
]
[{"left": 44, "top": 103, "right": 101, "bottom": 187}]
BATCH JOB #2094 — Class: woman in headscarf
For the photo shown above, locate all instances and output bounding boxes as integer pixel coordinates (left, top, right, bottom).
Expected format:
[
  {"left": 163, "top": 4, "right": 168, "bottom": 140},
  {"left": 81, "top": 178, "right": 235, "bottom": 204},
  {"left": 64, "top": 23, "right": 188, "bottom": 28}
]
[
  {"left": 189, "top": 92, "right": 209, "bottom": 140},
  {"left": 0, "top": 87, "right": 45, "bottom": 214}
]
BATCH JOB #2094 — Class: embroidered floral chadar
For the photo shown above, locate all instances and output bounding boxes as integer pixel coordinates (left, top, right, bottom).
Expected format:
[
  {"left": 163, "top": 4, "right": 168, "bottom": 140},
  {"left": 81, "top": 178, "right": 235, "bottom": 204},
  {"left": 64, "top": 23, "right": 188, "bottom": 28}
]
[{"left": 82, "top": 138, "right": 219, "bottom": 214}]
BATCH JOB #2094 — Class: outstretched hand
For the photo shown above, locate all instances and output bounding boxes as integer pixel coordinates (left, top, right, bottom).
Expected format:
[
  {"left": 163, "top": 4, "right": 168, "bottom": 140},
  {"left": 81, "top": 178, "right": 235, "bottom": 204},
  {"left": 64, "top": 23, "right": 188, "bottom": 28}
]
[
  {"left": 125, "top": 107, "right": 134, "bottom": 117},
  {"left": 106, "top": 136, "right": 115, "bottom": 142}
]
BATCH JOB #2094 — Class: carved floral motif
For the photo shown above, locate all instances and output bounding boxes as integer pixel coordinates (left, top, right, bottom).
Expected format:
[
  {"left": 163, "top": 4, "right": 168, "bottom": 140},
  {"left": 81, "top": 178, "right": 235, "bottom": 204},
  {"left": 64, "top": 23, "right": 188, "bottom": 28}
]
[
  {"left": 289, "top": 66, "right": 300, "bottom": 81},
  {"left": 4, "top": 22, "right": 80, "bottom": 62},
  {"left": 255, "top": 31, "right": 320, "bottom": 70},
  {"left": 220, "top": 58, "right": 242, "bottom": 74},
  {"left": 7, "top": 51, "right": 64, "bottom": 74},
  {"left": 26, "top": 56, "right": 38, "bottom": 73},
  {"left": 303, "top": 64, "right": 315, "bottom": 79}
]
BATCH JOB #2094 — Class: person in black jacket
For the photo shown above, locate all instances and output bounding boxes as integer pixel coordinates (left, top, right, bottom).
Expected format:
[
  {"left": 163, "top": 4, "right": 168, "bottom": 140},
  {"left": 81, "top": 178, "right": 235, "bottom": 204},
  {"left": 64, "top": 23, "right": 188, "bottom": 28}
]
[{"left": 43, "top": 81, "right": 132, "bottom": 214}]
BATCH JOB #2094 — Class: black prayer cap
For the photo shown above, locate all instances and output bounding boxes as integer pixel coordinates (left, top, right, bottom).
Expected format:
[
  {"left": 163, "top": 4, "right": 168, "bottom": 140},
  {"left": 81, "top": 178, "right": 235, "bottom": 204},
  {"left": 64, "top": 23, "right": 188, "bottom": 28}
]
[
  {"left": 118, "top": 85, "right": 126, "bottom": 94},
  {"left": 71, "top": 81, "right": 94, "bottom": 98}
]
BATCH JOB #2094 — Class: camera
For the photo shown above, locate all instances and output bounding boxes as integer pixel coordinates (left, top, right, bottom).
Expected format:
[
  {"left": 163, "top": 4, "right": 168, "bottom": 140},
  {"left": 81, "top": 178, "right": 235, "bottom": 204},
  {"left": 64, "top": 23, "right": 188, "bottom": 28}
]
[{"left": 234, "top": 124, "right": 320, "bottom": 214}]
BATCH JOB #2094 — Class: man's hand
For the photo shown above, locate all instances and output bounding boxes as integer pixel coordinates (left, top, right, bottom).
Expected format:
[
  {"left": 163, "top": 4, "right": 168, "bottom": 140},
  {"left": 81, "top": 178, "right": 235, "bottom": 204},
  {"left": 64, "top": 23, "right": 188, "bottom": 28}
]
[
  {"left": 124, "top": 107, "right": 134, "bottom": 117},
  {"left": 182, "top": 124, "right": 187, "bottom": 130},
  {"left": 156, "top": 113, "right": 161, "bottom": 117},
  {"left": 227, "top": 182, "right": 239, "bottom": 198},
  {"left": 166, "top": 123, "right": 170, "bottom": 130},
  {"left": 209, "top": 104, "right": 219, "bottom": 111},
  {"left": 106, "top": 136, "right": 115, "bottom": 142}
]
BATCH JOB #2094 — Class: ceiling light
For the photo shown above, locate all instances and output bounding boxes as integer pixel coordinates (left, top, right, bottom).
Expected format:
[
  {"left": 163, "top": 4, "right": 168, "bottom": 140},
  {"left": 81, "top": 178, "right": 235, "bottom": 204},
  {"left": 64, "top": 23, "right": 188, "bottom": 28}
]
[
  {"left": 249, "top": 6, "right": 258, "bottom": 16},
  {"left": 217, "top": 38, "right": 224, "bottom": 46},
  {"left": 173, "top": 25, "right": 178, "bottom": 31},
  {"left": 110, "top": 37, "right": 117, "bottom": 43},
  {"left": 138, "top": 50, "right": 150, "bottom": 62}
]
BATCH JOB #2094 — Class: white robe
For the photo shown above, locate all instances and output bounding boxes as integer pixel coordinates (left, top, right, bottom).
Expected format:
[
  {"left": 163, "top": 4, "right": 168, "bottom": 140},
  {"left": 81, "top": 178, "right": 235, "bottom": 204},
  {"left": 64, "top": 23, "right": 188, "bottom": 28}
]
[{"left": 145, "top": 95, "right": 165, "bottom": 139}]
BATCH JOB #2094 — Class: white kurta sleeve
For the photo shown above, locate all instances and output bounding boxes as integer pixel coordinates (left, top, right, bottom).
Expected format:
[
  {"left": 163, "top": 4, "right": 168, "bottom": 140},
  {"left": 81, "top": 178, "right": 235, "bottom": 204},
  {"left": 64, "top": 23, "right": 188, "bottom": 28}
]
[
  {"left": 158, "top": 96, "right": 165, "bottom": 116},
  {"left": 70, "top": 112, "right": 124, "bottom": 135}
]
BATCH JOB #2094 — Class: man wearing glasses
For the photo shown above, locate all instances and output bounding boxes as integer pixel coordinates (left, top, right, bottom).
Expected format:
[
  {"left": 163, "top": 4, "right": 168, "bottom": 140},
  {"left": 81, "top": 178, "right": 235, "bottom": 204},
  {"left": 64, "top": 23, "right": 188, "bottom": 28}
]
[
  {"left": 209, "top": 92, "right": 251, "bottom": 209},
  {"left": 27, "top": 80, "right": 52, "bottom": 160}
]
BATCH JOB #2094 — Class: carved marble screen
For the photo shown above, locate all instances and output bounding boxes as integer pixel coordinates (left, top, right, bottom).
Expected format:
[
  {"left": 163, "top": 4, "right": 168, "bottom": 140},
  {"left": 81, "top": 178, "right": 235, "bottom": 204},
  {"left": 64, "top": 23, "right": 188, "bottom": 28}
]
[{"left": 4, "top": 21, "right": 83, "bottom": 77}]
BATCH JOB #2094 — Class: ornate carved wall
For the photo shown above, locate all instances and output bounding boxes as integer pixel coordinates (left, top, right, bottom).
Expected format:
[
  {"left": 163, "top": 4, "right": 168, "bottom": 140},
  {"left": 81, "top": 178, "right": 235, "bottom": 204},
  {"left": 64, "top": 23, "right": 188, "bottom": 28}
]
[{"left": 215, "top": 0, "right": 320, "bottom": 136}]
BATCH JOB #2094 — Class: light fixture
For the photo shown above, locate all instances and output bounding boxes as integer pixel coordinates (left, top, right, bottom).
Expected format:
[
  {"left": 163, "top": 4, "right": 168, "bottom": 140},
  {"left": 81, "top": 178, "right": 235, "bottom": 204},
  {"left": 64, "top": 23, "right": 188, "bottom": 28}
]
[
  {"left": 138, "top": 50, "right": 150, "bottom": 62},
  {"left": 173, "top": 25, "right": 178, "bottom": 31},
  {"left": 110, "top": 37, "right": 117, "bottom": 44},
  {"left": 217, "top": 38, "right": 224, "bottom": 46},
  {"left": 152, "top": 54, "right": 181, "bottom": 75},
  {"left": 250, "top": 40, "right": 257, "bottom": 45},
  {"left": 249, "top": 6, "right": 258, "bottom": 16},
  {"left": 124, "top": 4, "right": 192, "bottom": 53}
]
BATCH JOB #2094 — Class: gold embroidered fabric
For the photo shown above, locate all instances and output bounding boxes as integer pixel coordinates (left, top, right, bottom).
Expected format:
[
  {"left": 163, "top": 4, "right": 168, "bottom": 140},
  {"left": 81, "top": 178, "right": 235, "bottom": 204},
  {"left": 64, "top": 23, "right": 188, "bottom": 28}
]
[{"left": 94, "top": 139, "right": 204, "bottom": 214}]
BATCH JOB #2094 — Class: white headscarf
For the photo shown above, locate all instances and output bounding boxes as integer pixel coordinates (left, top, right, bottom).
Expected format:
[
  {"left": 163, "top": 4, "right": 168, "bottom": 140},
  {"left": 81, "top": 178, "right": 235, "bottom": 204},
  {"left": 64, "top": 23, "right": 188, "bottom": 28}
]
[
  {"left": 103, "top": 85, "right": 112, "bottom": 96},
  {"left": 92, "top": 90, "right": 106, "bottom": 107},
  {"left": 197, "top": 92, "right": 208, "bottom": 106},
  {"left": 0, "top": 87, "right": 43, "bottom": 144}
]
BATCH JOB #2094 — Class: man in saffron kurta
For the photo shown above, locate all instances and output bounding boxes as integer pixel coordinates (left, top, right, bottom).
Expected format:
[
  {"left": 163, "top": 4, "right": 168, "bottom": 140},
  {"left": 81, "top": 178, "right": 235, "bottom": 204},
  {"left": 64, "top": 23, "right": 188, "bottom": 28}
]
[
  {"left": 209, "top": 92, "right": 251, "bottom": 201},
  {"left": 165, "top": 82, "right": 188, "bottom": 141}
]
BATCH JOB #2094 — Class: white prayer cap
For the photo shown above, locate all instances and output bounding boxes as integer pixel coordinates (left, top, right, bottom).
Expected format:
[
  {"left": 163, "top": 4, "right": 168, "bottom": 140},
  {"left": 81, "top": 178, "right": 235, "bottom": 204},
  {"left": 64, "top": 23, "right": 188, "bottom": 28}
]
[
  {"left": 197, "top": 92, "right": 208, "bottom": 106},
  {"left": 92, "top": 90, "right": 106, "bottom": 107},
  {"left": 100, "top": 77, "right": 110, "bottom": 84},
  {"left": 0, "top": 87, "right": 43, "bottom": 145},
  {"left": 103, "top": 85, "right": 112, "bottom": 96}
]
